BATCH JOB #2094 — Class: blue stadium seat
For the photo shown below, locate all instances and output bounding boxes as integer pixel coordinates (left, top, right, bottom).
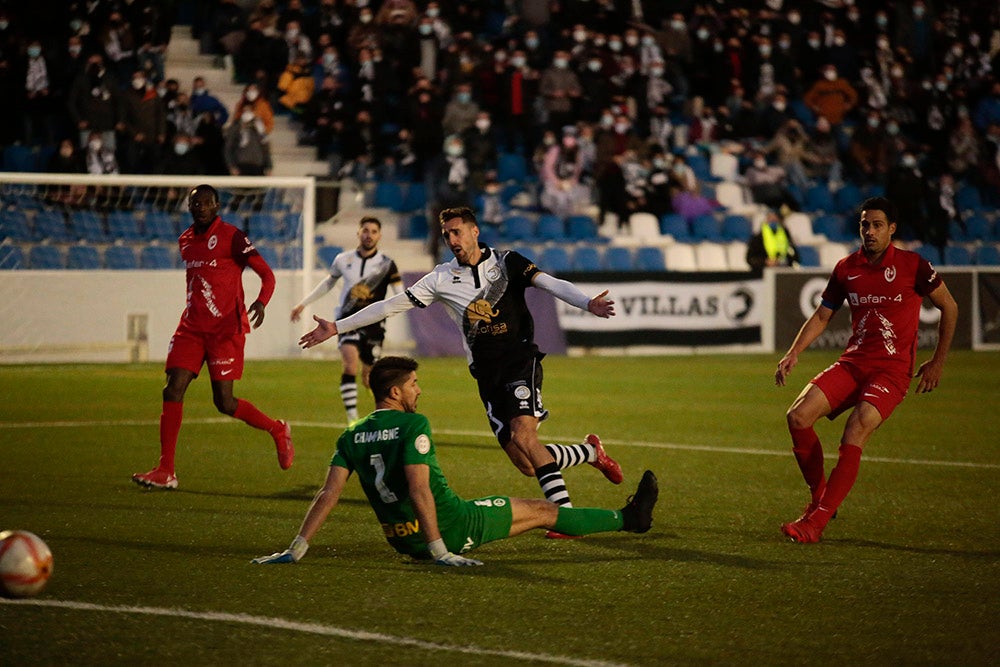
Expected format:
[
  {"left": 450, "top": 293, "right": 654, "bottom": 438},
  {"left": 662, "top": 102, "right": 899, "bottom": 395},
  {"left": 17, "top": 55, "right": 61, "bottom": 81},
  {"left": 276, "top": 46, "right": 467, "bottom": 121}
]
[
  {"left": 497, "top": 152, "right": 528, "bottom": 183},
  {"left": 69, "top": 210, "right": 108, "bottom": 243},
  {"left": 33, "top": 210, "right": 74, "bottom": 242},
  {"left": 720, "top": 214, "right": 752, "bottom": 242},
  {"left": 963, "top": 214, "right": 991, "bottom": 241},
  {"left": 29, "top": 244, "right": 64, "bottom": 269},
  {"left": 105, "top": 245, "right": 138, "bottom": 269},
  {"left": 833, "top": 182, "right": 862, "bottom": 216},
  {"left": 254, "top": 244, "right": 280, "bottom": 268},
  {"left": 691, "top": 214, "right": 723, "bottom": 242},
  {"left": 478, "top": 225, "right": 501, "bottom": 247},
  {"left": 955, "top": 184, "right": 983, "bottom": 212},
  {"left": 316, "top": 244, "right": 343, "bottom": 268},
  {"left": 535, "top": 214, "right": 566, "bottom": 242},
  {"left": 107, "top": 211, "right": 143, "bottom": 242},
  {"left": 796, "top": 245, "right": 821, "bottom": 267},
  {"left": 143, "top": 211, "right": 178, "bottom": 241},
  {"left": 571, "top": 245, "right": 602, "bottom": 271},
  {"left": 0, "top": 209, "right": 34, "bottom": 242},
  {"left": 659, "top": 213, "right": 693, "bottom": 242},
  {"left": 916, "top": 244, "right": 941, "bottom": 265},
  {"left": 372, "top": 181, "right": 405, "bottom": 210},
  {"left": 247, "top": 213, "right": 283, "bottom": 241},
  {"left": 943, "top": 245, "right": 972, "bottom": 266},
  {"left": 538, "top": 245, "right": 571, "bottom": 274},
  {"left": 139, "top": 245, "right": 175, "bottom": 269},
  {"left": 803, "top": 184, "right": 835, "bottom": 213},
  {"left": 400, "top": 182, "right": 427, "bottom": 212},
  {"left": 403, "top": 213, "right": 428, "bottom": 240},
  {"left": 634, "top": 246, "right": 666, "bottom": 271},
  {"left": 0, "top": 244, "right": 25, "bottom": 269},
  {"left": 566, "top": 214, "right": 601, "bottom": 242},
  {"left": 502, "top": 215, "right": 534, "bottom": 241},
  {"left": 974, "top": 244, "right": 1000, "bottom": 266},
  {"left": 603, "top": 246, "right": 634, "bottom": 271},
  {"left": 813, "top": 214, "right": 853, "bottom": 243},
  {"left": 2, "top": 145, "right": 39, "bottom": 172},
  {"left": 67, "top": 244, "right": 103, "bottom": 269},
  {"left": 686, "top": 153, "right": 713, "bottom": 181}
]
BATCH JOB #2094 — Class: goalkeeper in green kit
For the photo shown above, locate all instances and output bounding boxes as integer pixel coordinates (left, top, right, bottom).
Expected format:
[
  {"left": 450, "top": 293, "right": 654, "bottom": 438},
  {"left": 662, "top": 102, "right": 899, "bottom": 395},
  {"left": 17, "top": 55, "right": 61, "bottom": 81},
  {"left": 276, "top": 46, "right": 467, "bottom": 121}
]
[{"left": 254, "top": 356, "right": 659, "bottom": 567}]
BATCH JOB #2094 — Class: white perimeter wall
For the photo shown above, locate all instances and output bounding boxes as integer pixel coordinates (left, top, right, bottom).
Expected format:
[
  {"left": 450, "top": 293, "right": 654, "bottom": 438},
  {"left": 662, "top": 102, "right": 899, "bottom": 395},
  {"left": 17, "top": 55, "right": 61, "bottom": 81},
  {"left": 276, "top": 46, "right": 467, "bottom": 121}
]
[{"left": 0, "top": 270, "right": 413, "bottom": 364}]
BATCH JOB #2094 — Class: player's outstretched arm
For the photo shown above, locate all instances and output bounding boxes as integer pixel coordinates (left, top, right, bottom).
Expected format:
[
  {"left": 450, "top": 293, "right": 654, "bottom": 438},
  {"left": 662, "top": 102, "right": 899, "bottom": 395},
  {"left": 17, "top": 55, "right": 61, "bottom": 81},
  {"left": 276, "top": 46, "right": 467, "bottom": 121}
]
[
  {"left": 299, "top": 315, "right": 339, "bottom": 348},
  {"left": 532, "top": 273, "right": 615, "bottom": 318}
]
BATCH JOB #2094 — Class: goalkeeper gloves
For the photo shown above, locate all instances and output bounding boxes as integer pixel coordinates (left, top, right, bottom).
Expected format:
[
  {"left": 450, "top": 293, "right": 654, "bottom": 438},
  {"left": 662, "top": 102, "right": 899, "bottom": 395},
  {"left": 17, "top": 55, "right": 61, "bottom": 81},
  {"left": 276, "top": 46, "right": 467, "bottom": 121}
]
[
  {"left": 427, "top": 538, "right": 483, "bottom": 567},
  {"left": 252, "top": 535, "right": 309, "bottom": 564}
]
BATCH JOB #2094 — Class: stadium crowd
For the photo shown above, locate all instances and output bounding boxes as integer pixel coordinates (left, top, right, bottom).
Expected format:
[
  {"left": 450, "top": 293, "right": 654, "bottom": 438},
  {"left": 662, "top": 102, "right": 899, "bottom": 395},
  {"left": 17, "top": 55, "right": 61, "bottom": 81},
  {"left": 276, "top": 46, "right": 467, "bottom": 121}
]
[{"left": 0, "top": 0, "right": 999, "bottom": 248}]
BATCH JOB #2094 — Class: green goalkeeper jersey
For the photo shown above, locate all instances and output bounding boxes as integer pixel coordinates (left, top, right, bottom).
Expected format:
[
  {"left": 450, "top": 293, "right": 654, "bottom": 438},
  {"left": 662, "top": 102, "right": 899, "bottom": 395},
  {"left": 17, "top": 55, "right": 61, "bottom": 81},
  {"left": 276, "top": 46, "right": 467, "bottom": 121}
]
[{"left": 331, "top": 409, "right": 465, "bottom": 556}]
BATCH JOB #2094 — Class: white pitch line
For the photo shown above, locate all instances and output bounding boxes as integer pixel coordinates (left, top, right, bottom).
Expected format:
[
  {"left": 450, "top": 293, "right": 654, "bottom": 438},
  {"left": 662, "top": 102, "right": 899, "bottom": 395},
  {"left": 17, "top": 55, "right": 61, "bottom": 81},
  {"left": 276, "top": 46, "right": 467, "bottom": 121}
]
[
  {"left": 0, "top": 598, "right": 629, "bottom": 667},
  {"left": 2, "top": 418, "right": 998, "bottom": 470}
]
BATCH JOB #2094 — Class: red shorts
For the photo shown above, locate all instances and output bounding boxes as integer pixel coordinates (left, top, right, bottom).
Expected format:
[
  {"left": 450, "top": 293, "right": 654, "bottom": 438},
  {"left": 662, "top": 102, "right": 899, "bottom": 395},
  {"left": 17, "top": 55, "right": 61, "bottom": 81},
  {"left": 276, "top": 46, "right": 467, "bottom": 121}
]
[
  {"left": 811, "top": 360, "right": 910, "bottom": 422},
  {"left": 166, "top": 327, "right": 245, "bottom": 381}
]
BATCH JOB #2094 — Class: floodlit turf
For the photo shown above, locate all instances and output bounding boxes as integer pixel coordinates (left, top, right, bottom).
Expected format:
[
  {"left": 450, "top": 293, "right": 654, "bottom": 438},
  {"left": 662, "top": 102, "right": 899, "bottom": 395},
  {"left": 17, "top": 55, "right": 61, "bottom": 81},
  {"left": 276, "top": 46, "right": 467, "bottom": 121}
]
[{"left": 1, "top": 352, "right": 998, "bottom": 665}]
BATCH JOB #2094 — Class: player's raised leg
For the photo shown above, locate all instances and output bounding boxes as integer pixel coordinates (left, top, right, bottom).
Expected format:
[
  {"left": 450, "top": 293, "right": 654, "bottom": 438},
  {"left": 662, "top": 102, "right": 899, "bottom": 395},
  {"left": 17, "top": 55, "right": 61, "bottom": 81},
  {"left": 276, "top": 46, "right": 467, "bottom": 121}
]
[{"left": 545, "top": 433, "right": 623, "bottom": 484}]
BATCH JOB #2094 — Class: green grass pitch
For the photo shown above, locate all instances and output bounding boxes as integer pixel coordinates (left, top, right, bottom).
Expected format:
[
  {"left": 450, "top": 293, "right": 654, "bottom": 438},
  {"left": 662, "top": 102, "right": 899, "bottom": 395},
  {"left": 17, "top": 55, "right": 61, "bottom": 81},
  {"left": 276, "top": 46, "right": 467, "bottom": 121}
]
[{"left": 1, "top": 352, "right": 999, "bottom": 665}]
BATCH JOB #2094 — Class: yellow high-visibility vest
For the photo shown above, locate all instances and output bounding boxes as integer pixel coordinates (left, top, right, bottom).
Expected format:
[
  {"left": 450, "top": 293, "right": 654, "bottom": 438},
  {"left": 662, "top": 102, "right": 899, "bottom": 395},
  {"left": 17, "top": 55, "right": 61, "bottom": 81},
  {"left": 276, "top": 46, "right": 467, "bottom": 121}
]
[{"left": 762, "top": 223, "right": 790, "bottom": 261}]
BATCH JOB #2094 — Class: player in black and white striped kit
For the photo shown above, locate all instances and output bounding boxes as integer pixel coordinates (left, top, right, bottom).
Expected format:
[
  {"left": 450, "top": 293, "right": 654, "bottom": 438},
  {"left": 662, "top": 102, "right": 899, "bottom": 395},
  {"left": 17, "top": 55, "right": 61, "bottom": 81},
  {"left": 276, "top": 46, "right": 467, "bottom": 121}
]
[
  {"left": 291, "top": 216, "right": 402, "bottom": 422},
  {"left": 298, "top": 207, "right": 623, "bottom": 532}
]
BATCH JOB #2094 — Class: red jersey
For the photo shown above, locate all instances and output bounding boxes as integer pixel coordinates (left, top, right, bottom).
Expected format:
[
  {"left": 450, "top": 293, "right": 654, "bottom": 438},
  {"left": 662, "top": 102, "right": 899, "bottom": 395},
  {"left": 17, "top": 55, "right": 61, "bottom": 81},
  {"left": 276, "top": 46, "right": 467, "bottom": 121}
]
[
  {"left": 822, "top": 244, "right": 942, "bottom": 374},
  {"left": 177, "top": 216, "right": 271, "bottom": 335}
]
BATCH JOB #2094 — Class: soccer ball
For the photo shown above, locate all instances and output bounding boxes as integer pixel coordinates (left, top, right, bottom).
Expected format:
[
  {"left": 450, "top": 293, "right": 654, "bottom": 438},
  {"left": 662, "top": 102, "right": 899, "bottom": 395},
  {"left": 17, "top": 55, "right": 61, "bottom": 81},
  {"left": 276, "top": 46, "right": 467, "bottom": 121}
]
[{"left": 0, "top": 530, "right": 53, "bottom": 598}]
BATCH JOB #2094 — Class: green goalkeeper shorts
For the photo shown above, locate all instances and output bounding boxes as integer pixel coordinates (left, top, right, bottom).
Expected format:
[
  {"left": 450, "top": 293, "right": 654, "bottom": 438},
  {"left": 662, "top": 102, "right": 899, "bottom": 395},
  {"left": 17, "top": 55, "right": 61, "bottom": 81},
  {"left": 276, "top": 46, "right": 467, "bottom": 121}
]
[{"left": 440, "top": 495, "right": 513, "bottom": 554}]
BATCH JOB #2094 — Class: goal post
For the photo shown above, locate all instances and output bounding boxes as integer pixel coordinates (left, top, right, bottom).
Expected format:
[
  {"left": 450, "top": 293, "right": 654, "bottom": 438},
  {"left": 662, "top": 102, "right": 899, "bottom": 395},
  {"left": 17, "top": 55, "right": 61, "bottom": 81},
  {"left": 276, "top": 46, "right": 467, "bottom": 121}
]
[{"left": 0, "top": 173, "right": 319, "bottom": 362}]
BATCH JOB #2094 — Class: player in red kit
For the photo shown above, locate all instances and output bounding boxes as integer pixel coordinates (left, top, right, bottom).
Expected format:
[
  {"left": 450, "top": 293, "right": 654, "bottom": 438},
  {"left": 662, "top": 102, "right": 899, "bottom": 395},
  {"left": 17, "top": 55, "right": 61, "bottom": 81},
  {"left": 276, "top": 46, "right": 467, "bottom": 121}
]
[
  {"left": 132, "top": 184, "right": 294, "bottom": 490},
  {"left": 774, "top": 197, "right": 958, "bottom": 543}
]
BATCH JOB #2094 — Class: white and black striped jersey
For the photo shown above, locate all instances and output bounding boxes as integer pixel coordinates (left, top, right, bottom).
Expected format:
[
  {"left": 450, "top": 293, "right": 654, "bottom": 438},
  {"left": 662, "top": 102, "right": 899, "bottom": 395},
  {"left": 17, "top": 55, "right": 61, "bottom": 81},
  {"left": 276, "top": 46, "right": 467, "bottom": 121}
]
[
  {"left": 405, "top": 245, "right": 540, "bottom": 369},
  {"left": 328, "top": 250, "right": 401, "bottom": 320}
]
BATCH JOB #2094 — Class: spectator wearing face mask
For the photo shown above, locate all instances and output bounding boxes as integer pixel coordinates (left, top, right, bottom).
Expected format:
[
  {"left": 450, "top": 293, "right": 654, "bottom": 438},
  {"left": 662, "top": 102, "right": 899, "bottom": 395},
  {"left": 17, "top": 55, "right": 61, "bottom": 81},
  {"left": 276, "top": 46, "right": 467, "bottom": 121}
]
[
  {"left": 539, "top": 50, "right": 582, "bottom": 132},
  {"left": 233, "top": 83, "right": 274, "bottom": 135},
  {"left": 189, "top": 77, "right": 229, "bottom": 127},
  {"left": 224, "top": 106, "right": 272, "bottom": 176},
  {"left": 429, "top": 134, "right": 471, "bottom": 261},
  {"left": 578, "top": 53, "right": 614, "bottom": 123},
  {"left": 848, "top": 111, "right": 892, "bottom": 184},
  {"left": 441, "top": 82, "right": 480, "bottom": 137},
  {"left": 83, "top": 130, "right": 120, "bottom": 175},
  {"left": 497, "top": 49, "right": 541, "bottom": 154},
  {"left": 461, "top": 111, "right": 499, "bottom": 192},
  {"left": 278, "top": 53, "right": 316, "bottom": 114},
  {"left": 886, "top": 151, "right": 929, "bottom": 242},
  {"left": 21, "top": 40, "right": 58, "bottom": 145},
  {"left": 803, "top": 64, "right": 858, "bottom": 127},
  {"left": 68, "top": 54, "right": 123, "bottom": 151},
  {"left": 121, "top": 68, "right": 166, "bottom": 174},
  {"left": 48, "top": 138, "right": 85, "bottom": 174},
  {"left": 742, "top": 151, "right": 799, "bottom": 212},
  {"left": 540, "top": 125, "right": 591, "bottom": 220}
]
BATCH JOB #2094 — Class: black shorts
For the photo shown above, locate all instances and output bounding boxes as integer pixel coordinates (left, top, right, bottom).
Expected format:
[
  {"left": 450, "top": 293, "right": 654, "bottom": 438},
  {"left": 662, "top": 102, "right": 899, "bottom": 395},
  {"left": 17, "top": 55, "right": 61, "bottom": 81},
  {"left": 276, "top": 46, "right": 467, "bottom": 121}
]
[
  {"left": 338, "top": 324, "right": 385, "bottom": 366},
  {"left": 473, "top": 353, "right": 548, "bottom": 446}
]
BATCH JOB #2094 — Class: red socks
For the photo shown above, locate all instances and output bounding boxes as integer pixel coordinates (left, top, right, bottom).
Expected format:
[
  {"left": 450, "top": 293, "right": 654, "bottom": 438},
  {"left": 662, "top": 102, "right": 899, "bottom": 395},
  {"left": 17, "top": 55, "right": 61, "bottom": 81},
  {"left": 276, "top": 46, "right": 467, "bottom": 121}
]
[
  {"left": 158, "top": 401, "right": 183, "bottom": 473},
  {"left": 790, "top": 426, "right": 826, "bottom": 502},
  {"left": 233, "top": 398, "right": 279, "bottom": 433},
  {"left": 812, "top": 444, "right": 863, "bottom": 528}
]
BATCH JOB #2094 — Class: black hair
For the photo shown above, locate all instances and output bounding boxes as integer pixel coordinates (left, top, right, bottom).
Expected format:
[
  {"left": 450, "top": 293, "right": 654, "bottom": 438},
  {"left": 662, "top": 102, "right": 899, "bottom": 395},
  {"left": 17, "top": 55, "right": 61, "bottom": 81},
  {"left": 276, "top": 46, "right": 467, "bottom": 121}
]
[
  {"left": 860, "top": 196, "right": 898, "bottom": 223},
  {"left": 369, "top": 356, "right": 419, "bottom": 402},
  {"left": 439, "top": 206, "right": 478, "bottom": 227},
  {"left": 189, "top": 184, "right": 219, "bottom": 203},
  {"left": 359, "top": 215, "right": 382, "bottom": 229}
]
